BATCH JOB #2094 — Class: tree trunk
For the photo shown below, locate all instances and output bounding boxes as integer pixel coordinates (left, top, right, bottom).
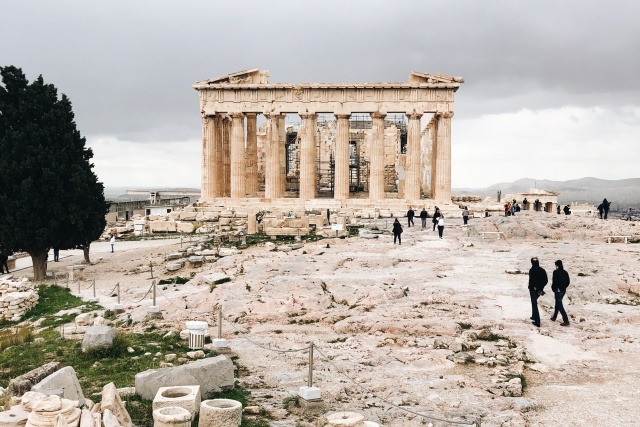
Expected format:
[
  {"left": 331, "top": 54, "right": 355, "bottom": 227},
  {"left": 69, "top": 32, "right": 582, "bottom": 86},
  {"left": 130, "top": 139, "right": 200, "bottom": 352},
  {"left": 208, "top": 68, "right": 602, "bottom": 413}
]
[
  {"left": 82, "top": 244, "right": 91, "bottom": 264},
  {"left": 31, "top": 250, "right": 49, "bottom": 281}
]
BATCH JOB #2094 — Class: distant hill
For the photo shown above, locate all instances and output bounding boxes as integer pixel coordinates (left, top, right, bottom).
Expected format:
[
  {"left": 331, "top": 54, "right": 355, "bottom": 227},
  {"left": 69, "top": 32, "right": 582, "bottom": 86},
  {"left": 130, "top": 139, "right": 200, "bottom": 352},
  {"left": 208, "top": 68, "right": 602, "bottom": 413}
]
[{"left": 454, "top": 177, "right": 640, "bottom": 209}]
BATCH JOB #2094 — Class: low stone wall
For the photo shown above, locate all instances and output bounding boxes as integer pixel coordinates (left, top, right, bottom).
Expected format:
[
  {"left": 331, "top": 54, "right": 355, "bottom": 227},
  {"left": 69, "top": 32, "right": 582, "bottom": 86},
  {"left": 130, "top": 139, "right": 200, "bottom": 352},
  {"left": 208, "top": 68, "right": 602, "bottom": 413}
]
[{"left": 0, "top": 278, "right": 38, "bottom": 322}]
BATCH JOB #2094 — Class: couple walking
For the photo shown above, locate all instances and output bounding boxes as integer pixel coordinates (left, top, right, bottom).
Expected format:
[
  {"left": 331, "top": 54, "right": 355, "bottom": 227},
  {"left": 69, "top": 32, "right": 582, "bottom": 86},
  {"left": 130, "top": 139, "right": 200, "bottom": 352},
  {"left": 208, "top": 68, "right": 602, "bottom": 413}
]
[{"left": 528, "top": 257, "right": 571, "bottom": 327}]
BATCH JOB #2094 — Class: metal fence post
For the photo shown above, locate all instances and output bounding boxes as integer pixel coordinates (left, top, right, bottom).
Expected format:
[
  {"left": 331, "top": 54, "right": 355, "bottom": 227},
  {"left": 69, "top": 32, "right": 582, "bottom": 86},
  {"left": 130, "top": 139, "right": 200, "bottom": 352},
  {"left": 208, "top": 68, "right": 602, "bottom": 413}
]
[{"left": 308, "top": 341, "right": 314, "bottom": 387}]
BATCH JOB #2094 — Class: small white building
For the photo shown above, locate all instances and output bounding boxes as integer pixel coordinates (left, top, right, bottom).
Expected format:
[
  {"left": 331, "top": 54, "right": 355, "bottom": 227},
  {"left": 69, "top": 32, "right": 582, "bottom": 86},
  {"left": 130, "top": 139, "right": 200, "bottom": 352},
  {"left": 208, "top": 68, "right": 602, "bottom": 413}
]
[{"left": 145, "top": 205, "right": 175, "bottom": 217}]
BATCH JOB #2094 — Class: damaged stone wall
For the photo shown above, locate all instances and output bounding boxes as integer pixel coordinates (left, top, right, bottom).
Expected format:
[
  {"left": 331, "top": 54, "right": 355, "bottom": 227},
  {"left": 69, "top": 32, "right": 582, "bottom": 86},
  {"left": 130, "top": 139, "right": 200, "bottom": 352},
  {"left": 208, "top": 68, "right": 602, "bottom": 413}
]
[{"left": 0, "top": 278, "right": 38, "bottom": 322}]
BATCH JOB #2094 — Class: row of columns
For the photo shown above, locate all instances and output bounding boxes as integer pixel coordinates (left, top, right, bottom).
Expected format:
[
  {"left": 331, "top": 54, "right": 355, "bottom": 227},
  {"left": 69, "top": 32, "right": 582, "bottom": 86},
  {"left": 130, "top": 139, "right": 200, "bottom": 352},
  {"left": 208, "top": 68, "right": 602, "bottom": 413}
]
[{"left": 201, "top": 112, "right": 453, "bottom": 202}]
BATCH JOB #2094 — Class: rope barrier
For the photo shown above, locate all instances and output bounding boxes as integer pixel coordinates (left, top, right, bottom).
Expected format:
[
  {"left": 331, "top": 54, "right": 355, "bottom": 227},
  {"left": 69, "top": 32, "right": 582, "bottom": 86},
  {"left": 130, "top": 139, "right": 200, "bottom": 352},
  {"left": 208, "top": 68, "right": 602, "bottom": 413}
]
[
  {"left": 124, "top": 283, "right": 154, "bottom": 305},
  {"left": 157, "top": 285, "right": 212, "bottom": 316},
  {"left": 97, "top": 283, "right": 120, "bottom": 297},
  {"left": 81, "top": 281, "right": 94, "bottom": 290},
  {"left": 314, "top": 345, "right": 476, "bottom": 427},
  {"left": 221, "top": 317, "right": 311, "bottom": 354}
]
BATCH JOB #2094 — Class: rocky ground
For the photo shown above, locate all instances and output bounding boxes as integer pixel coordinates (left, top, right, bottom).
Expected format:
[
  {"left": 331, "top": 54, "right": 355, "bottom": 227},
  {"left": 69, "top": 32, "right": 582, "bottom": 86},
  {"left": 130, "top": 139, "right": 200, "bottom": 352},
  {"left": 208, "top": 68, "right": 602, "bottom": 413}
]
[{"left": 3, "top": 212, "right": 640, "bottom": 427}]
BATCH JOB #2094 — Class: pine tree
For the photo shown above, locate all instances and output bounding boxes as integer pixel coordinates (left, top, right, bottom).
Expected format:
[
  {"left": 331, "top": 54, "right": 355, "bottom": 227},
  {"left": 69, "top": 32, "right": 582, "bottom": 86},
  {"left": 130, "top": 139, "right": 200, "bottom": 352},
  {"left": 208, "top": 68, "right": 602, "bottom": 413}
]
[{"left": 0, "top": 66, "right": 107, "bottom": 279}]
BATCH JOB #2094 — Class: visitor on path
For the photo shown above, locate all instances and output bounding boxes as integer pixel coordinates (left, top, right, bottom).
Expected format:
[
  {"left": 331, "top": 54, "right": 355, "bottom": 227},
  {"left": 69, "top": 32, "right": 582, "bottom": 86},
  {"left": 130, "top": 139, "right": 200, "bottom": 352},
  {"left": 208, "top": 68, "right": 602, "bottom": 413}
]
[
  {"left": 627, "top": 208, "right": 634, "bottom": 221},
  {"left": 563, "top": 205, "right": 571, "bottom": 215},
  {"left": 557, "top": 205, "right": 561, "bottom": 215},
  {"left": 522, "top": 198, "right": 528, "bottom": 210},
  {"left": 504, "top": 203, "right": 510, "bottom": 217},
  {"left": 602, "top": 198, "right": 611, "bottom": 219},
  {"left": 53, "top": 247, "right": 60, "bottom": 262},
  {"left": 420, "top": 208, "right": 428, "bottom": 230},
  {"left": 437, "top": 214, "right": 445, "bottom": 239},
  {"left": 597, "top": 203, "right": 604, "bottom": 219},
  {"left": 528, "top": 257, "right": 548, "bottom": 327},
  {"left": 551, "top": 260, "right": 570, "bottom": 326},
  {"left": 462, "top": 206, "right": 469, "bottom": 225},
  {"left": 515, "top": 203, "right": 521, "bottom": 212},
  {"left": 407, "top": 207, "right": 415, "bottom": 227},
  {"left": 392, "top": 219, "right": 403, "bottom": 245},
  {"left": 510, "top": 203, "right": 516, "bottom": 216},
  {"left": 110, "top": 234, "right": 115, "bottom": 253},
  {"left": 326, "top": 208, "right": 331, "bottom": 224},
  {"left": 0, "top": 247, "right": 9, "bottom": 274},
  {"left": 534, "top": 199, "right": 541, "bottom": 212},
  {"left": 432, "top": 207, "right": 441, "bottom": 231}
]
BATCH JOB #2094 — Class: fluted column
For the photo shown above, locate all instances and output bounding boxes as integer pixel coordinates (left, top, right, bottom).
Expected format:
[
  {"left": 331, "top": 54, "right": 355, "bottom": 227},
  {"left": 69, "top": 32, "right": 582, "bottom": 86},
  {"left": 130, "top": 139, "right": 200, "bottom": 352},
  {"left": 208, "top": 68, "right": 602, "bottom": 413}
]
[
  {"left": 369, "top": 112, "right": 386, "bottom": 200},
  {"left": 433, "top": 112, "right": 453, "bottom": 202},
  {"left": 299, "top": 113, "right": 317, "bottom": 200},
  {"left": 334, "top": 114, "right": 350, "bottom": 200},
  {"left": 213, "top": 115, "right": 224, "bottom": 197},
  {"left": 405, "top": 113, "right": 423, "bottom": 200},
  {"left": 278, "top": 115, "right": 287, "bottom": 195},
  {"left": 245, "top": 113, "right": 258, "bottom": 197},
  {"left": 200, "top": 115, "right": 213, "bottom": 201},
  {"left": 222, "top": 116, "right": 231, "bottom": 197},
  {"left": 230, "top": 113, "right": 246, "bottom": 198},
  {"left": 264, "top": 113, "right": 284, "bottom": 199}
]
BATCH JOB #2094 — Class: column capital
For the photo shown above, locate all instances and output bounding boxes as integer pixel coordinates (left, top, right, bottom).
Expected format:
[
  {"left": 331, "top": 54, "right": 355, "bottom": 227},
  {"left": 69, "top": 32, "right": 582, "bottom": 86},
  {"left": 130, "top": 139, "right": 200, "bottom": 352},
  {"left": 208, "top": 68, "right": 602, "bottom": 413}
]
[
  {"left": 263, "top": 112, "right": 282, "bottom": 120},
  {"left": 244, "top": 112, "right": 257, "bottom": 118},
  {"left": 435, "top": 111, "right": 454, "bottom": 119},
  {"left": 230, "top": 112, "right": 245, "bottom": 120},
  {"left": 370, "top": 112, "right": 387, "bottom": 120},
  {"left": 406, "top": 112, "right": 423, "bottom": 120},
  {"left": 299, "top": 113, "right": 317, "bottom": 120},
  {"left": 335, "top": 114, "right": 351, "bottom": 120}
]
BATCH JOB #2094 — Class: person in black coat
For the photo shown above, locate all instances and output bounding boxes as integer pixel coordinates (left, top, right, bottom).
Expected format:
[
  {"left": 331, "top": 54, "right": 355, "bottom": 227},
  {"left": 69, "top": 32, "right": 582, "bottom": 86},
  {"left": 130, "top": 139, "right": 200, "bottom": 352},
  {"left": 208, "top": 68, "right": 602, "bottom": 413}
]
[
  {"left": 392, "top": 219, "right": 403, "bottom": 245},
  {"left": 551, "top": 260, "right": 570, "bottom": 326},
  {"left": 528, "top": 257, "right": 548, "bottom": 327},
  {"left": 406, "top": 207, "right": 415, "bottom": 227},
  {"left": 602, "top": 198, "right": 611, "bottom": 219},
  {"left": 419, "top": 208, "right": 428, "bottom": 230},
  {"left": 432, "top": 207, "right": 441, "bottom": 231},
  {"left": 0, "top": 247, "right": 9, "bottom": 274}
]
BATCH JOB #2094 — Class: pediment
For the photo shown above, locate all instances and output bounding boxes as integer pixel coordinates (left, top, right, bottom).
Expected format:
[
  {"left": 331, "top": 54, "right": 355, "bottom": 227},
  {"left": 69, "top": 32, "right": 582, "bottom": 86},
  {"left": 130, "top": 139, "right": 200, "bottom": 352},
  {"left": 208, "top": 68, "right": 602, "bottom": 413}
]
[
  {"left": 198, "top": 68, "right": 270, "bottom": 85},
  {"left": 409, "top": 71, "right": 464, "bottom": 84}
]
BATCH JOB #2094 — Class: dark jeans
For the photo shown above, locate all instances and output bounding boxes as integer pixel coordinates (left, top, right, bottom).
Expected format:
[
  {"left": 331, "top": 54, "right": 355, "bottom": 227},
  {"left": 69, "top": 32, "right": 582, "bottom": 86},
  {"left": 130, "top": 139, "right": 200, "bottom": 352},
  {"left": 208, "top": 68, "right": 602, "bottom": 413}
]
[
  {"left": 463, "top": 216, "right": 468, "bottom": 225},
  {"left": 393, "top": 232, "right": 401, "bottom": 245},
  {"left": 552, "top": 290, "right": 569, "bottom": 323},
  {"left": 0, "top": 259, "right": 8, "bottom": 273},
  {"left": 529, "top": 289, "right": 540, "bottom": 325},
  {"left": 438, "top": 225, "right": 444, "bottom": 238},
  {"left": 421, "top": 218, "right": 427, "bottom": 229},
  {"left": 408, "top": 217, "right": 414, "bottom": 227}
]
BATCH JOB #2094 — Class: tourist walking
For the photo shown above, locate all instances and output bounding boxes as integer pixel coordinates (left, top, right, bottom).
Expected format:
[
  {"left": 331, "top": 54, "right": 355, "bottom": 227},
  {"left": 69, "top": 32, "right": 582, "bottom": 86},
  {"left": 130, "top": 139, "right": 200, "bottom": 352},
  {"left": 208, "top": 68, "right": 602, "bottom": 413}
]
[
  {"left": 392, "top": 219, "right": 403, "bottom": 245},
  {"left": 432, "top": 207, "right": 441, "bottom": 231},
  {"left": 522, "top": 198, "right": 528, "bottom": 210},
  {"left": 627, "top": 208, "right": 633, "bottom": 221},
  {"left": 550, "top": 260, "right": 570, "bottom": 326},
  {"left": 420, "top": 208, "right": 428, "bottom": 230},
  {"left": 53, "top": 247, "right": 60, "bottom": 262},
  {"left": 597, "top": 203, "right": 604, "bottom": 219},
  {"left": 437, "top": 215, "right": 445, "bottom": 239},
  {"left": 528, "top": 257, "right": 548, "bottom": 327},
  {"left": 563, "top": 205, "right": 571, "bottom": 215},
  {"left": 110, "top": 234, "right": 115, "bottom": 253},
  {"left": 602, "top": 198, "right": 611, "bottom": 219},
  {"left": 407, "top": 207, "right": 415, "bottom": 227},
  {"left": 462, "top": 206, "right": 469, "bottom": 225},
  {"left": 557, "top": 205, "right": 561, "bottom": 215}
]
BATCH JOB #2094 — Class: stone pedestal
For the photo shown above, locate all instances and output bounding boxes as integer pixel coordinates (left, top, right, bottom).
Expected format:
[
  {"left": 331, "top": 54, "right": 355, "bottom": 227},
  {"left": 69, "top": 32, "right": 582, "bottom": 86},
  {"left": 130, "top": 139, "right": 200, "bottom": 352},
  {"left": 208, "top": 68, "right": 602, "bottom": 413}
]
[
  {"left": 325, "top": 412, "right": 365, "bottom": 427},
  {"left": 147, "top": 306, "right": 162, "bottom": 319},
  {"left": 152, "top": 407, "right": 192, "bottom": 427},
  {"left": 198, "top": 399, "right": 241, "bottom": 427},
  {"left": 152, "top": 386, "right": 201, "bottom": 417},
  {"left": 185, "top": 321, "right": 208, "bottom": 350}
]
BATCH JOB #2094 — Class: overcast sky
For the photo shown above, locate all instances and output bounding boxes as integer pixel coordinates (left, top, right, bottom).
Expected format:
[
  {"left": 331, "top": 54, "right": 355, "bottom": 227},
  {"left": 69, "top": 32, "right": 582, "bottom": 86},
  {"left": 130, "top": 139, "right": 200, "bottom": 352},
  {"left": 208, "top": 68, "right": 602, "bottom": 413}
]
[{"left": 2, "top": 0, "right": 639, "bottom": 189}]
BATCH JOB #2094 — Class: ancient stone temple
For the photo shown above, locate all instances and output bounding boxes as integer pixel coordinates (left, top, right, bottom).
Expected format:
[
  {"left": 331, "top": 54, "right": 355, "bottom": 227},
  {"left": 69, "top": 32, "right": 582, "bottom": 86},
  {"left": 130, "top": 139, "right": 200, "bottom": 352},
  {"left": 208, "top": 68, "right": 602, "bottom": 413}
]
[{"left": 193, "top": 69, "right": 463, "bottom": 207}]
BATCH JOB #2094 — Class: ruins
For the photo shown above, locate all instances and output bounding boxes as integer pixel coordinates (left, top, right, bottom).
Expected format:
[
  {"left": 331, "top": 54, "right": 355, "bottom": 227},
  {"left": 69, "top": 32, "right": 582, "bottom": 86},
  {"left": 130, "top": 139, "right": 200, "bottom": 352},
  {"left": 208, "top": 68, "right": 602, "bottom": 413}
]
[{"left": 194, "top": 69, "right": 463, "bottom": 207}]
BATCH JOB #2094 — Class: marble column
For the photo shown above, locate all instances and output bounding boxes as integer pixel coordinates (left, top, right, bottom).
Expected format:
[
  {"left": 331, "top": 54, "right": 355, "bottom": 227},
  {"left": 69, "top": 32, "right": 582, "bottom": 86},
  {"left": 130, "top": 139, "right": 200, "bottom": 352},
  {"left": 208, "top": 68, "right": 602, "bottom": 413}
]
[
  {"left": 245, "top": 113, "right": 258, "bottom": 197},
  {"left": 264, "top": 113, "right": 284, "bottom": 199},
  {"left": 299, "top": 113, "right": 317, "bottom": 200},
  {"left": 433, "top": 112, "right": 453, "bottom": 202},
  {"left": 369, "top": 112, "right": 386, "bottom": 200},
  {"left": 278, "top": 115, "right": 287, "bottom": 195},
  {"left": 405, "top": 113, "right": 423, "bottom": 201},
  {"left": 222, "top": 116, "right": 231, "bottom": 197},
  {"left": 200, "top": 115, "right": 214, "bottom": 201},
  {"left": 334, "top": 114, "right": 350, "bottom": 200},
  {"left": 230, "top": 113, "right": 246, "bottom": 198}
]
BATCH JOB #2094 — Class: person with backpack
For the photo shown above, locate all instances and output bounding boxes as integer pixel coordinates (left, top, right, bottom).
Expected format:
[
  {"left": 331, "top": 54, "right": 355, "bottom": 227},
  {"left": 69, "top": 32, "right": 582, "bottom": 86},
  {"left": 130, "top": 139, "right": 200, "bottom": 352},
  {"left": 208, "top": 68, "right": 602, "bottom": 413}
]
[
  {"left": 432, "top": 207, "right": 441, "bottom": 231},
  {"left": 550, "top": 259, "right": 570, "bottom": 326},
  {"left": 392, "top": 218, "right": 403, "bottom": 245},
  {"left": 602, "top": 198, "right": 611, "bottom": 219},
  {"left": 462, "top": 206, "right": 469, "bottom": 225}
]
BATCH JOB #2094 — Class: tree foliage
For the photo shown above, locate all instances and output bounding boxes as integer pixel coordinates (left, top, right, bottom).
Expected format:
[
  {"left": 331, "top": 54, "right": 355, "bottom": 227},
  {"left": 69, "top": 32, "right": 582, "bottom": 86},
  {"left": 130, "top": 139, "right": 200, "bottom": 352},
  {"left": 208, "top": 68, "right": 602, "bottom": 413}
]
[{"left": 0, "top": 66, "right": 107, "bottom": 279}]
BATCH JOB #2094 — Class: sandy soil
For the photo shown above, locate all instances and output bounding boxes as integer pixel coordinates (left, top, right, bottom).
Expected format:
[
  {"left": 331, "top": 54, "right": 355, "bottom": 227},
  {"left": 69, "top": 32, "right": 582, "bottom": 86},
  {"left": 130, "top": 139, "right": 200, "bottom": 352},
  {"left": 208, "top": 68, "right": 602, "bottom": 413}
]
[{"left": 4, "top": 212, "right": 640, "bottom": 427}]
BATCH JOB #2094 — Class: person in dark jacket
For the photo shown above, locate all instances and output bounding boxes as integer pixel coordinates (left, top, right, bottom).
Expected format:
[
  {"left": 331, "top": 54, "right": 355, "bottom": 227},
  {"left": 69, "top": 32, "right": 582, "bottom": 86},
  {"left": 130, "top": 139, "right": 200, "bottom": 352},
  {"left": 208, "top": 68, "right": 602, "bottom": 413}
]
[
  {"left": 419, "top": 208, "right": 428, "bottom": 230},
  {"left": 0, "top": 247, "right": 9, "bottom": 274},
  {"left": 392, "top": 219, "right": 403, "bottom": 245},
  {"left": 602, "top": 198, "right": 611, "bottom": 219},
  {"left": 432, "top": 207, "right": 441, "bottom": 231},
  {"left": 551, "top": 260, "right": 570, "bottom": 326},
  {"left": 406, "top": 207, "right": 415, "bottom": 227},
  {"left": 528, "top": 257, "right": 548, "bottom": 327}
]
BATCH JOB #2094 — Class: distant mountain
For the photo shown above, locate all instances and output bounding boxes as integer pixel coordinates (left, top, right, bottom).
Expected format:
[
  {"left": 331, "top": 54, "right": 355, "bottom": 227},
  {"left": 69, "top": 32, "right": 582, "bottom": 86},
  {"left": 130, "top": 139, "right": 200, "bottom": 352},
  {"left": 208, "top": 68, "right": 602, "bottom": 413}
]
[{"left": 454, "top": 177, "right": 640, "bottom": 209}]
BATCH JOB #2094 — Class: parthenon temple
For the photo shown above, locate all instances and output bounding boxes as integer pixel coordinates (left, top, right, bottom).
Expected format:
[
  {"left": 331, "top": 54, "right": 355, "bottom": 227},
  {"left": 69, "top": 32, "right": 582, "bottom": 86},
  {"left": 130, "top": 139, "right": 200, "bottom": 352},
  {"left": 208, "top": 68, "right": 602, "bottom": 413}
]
[{"left": 194, "top": 69, "right": 463, "bottom": 208}]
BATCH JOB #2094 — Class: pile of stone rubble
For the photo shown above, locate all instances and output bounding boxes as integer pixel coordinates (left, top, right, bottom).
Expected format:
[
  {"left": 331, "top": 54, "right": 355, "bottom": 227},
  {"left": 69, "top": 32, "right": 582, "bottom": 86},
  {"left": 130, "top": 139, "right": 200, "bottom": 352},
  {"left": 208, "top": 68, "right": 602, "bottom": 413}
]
[{"left": 0, "top": 277, "right": 38, "bottom": 322}]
